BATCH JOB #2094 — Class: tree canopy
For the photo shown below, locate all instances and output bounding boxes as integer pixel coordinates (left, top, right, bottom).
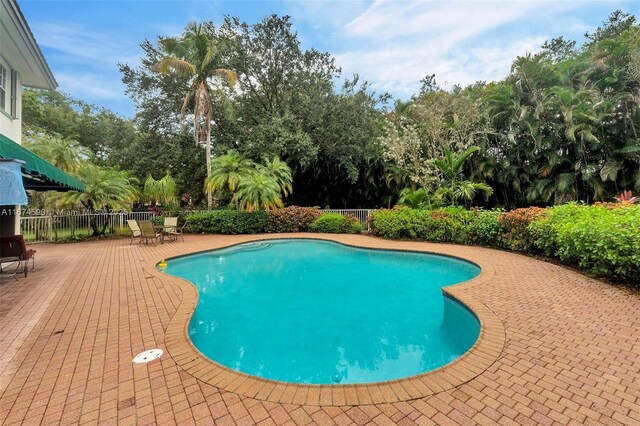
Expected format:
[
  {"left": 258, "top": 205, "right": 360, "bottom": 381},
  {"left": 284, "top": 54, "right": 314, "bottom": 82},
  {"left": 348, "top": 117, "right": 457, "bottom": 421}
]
[{"left": 23, "top": 10, "right": 640, "bottom": 209}]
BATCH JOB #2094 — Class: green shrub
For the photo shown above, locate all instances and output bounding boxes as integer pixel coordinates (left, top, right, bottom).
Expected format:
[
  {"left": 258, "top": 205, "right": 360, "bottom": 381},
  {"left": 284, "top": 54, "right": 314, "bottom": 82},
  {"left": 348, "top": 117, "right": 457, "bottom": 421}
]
[
  {"left": 370, "top": 203, "right": 639, "bottom": 283},
  {"left": 471, "top": 209, "right": 504, "bottom": 247},
  {"left": 265, "top": 206, "right": 323, "bottom": 232},
  {"left": 186, "top": 210, "right": 267, "bottom": 234},
  {"left": 343, "top": 215, "right": 364, "bottom": 234},
  {"left": 531, "top": 203, "right": 640, "bottom": 280},
  {"left": 368, "top": 208, "right": 417, "bottom": 239},
  {"left": 370, "top": 207, "right": 479, "bottom": 243},
  {"left": 498, "top": 207, "right": 547, "bottom": 251},
  {"left": 309, "top": 213, "right": 362, "bottom": 234}
]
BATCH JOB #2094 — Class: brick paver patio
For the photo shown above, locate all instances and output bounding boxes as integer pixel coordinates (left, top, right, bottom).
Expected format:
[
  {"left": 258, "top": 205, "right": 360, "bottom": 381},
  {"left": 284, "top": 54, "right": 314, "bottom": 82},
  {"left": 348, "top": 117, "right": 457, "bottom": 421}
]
[{"left": 1, "top": 234, "right": 639, "bottom": 425}]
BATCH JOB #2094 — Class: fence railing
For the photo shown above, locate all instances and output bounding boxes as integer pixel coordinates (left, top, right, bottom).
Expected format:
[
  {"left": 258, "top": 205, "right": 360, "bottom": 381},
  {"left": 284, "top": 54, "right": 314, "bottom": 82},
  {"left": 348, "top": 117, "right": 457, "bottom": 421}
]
[
  {"left": 179, "top": 209, "right": 375, "bottom": 230},
  {"left": 321, "top": 209, "right": 374, "bottom": 231},
  {"left": 20, "top": 209, "right": 375, "bottom": 242},
  {"left": 20, "top": 211, "right": 156, "bottom": 243}
]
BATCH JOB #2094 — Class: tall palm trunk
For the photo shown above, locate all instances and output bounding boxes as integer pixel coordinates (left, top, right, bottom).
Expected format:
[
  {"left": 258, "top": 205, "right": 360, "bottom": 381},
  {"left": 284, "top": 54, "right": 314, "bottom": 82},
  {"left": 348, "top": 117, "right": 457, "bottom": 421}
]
[
  {"left": 206, "top": 121, "right": 212, "bottom": 209},
  {"left": 154, "top": 24, "right": 236, "bottom": 210}
]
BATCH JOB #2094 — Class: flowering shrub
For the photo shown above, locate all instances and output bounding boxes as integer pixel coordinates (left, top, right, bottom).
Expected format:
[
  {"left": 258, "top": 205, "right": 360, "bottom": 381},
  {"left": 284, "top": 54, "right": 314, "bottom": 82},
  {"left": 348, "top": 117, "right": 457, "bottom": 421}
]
[
  {"left": 615, "top": 190, "right": 639, "bottom": 204},
  {"left": 265, "top": 206, "right": 322, "bottom": 232},
  {"left": 309, "top": 213, "right": 362, "bottom": 234},
  {"left": 497, "top": 207, "right": 547, "bottom": 251}
]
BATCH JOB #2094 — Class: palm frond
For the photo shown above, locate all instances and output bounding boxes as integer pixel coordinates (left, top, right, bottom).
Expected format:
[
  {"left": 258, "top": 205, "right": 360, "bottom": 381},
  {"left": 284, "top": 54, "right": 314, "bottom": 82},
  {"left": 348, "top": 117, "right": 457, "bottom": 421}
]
[
  {"left": 617, "top": 141, "right": 640, "bottom": 154},
  {"left": 154, "top": 57, "right": 195, "bottom": 76},
  {"left": 212, "top": 68, "right": 237, "bottom": 87},
  {"left": 451, "top": 146, "right": 480, "bottom": 174},
  {"left": 600, "top": 161, "right": 620, "bottom": 182}
]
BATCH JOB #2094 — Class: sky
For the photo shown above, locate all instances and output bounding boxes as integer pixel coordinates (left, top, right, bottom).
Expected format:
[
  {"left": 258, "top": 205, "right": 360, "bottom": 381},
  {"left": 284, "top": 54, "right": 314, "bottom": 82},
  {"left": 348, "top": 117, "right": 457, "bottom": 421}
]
[{"left": 18, "top": 0, "right": 639, "bottom": 117}]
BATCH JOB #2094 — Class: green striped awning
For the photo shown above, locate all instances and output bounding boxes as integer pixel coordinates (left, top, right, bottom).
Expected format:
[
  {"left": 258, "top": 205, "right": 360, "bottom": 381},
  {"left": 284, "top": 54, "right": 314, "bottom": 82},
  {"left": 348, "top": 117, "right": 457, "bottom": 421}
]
[{"left": 0, "top": 133, "right": 84, "bottom": 191}]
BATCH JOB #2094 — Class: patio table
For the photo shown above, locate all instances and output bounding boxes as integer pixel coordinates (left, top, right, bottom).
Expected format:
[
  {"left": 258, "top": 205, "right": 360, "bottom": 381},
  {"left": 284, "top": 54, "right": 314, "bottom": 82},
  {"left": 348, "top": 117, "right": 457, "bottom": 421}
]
[{"left": 153, "top": 225, "right": 177, "bottom": 244}]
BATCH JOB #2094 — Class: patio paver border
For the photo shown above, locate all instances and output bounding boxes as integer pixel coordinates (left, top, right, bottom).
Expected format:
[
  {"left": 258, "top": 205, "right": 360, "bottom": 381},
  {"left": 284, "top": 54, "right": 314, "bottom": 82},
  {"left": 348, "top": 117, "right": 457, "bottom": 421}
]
[{"left": 145, "top": 235, "right": 506, "bottom": 406}]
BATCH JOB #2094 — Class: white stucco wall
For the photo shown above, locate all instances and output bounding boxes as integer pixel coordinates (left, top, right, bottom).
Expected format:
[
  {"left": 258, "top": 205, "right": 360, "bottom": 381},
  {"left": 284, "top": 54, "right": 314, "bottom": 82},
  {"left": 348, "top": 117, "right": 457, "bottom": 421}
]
[
  {"left": 0, "top": 69, "right": 23, "bottom": 235},
  {"left": 0, "top": 67, "right": 22, "bottom": 144}
]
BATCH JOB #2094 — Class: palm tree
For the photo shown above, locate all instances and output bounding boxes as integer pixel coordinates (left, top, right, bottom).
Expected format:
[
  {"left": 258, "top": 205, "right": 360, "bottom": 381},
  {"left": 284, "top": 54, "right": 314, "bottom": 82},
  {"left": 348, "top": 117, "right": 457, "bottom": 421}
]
[
  {"left": 24, "top": 133, "right": 92, "bottom": 172},
  {"left": 52, "top": 164, "right": 139, "bottom": 236},
  {"left": 154, "top": 22, "right": 236, "bottom": 208},
  {"left": 233, "top": 170, "right": 283, "bottom": 212},
  {"left": 204, "top": 151, "right": 254, "bottom": 205},
  {"left": 433, "top": 146, "right": 493, "bottom": 205},
  {"left": 144, "top": 171, "right": 177, "bottom": 211},
  {"left": 537, "top": 85, "right": 607, "bottom": 203},
  {"left": 260, "top": 156, "right": 293, "bottom": 197},
  {"left": 397, "top": 188, "right": 429, "bottom": 209}
]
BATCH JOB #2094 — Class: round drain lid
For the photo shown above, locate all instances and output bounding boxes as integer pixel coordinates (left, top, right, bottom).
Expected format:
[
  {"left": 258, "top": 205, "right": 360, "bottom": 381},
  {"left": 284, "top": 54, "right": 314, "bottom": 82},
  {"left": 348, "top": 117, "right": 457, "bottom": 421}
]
[{"left": 133, "top": 349, "right": 163, "bottom": 364}]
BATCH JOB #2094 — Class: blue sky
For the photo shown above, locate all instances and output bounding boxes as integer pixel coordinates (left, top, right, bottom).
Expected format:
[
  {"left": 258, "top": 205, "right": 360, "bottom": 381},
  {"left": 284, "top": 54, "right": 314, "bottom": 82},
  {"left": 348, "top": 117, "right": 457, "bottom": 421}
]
[{"left": 19, "top": 0, "right": 638, "bottom": 117}]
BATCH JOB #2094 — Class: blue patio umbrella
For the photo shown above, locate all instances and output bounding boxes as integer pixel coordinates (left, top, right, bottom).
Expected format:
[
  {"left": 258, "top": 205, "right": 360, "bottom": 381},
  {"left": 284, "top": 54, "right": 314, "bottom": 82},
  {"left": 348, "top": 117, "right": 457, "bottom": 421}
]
[{"left": 0, "top": 159, "right": 28, "bottom": 205}]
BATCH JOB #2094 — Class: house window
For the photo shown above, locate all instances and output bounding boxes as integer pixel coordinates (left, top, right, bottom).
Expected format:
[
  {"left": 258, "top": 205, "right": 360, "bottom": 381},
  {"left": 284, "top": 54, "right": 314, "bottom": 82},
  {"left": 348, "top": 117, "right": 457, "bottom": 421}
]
[
  {"left": 10, "top": 70, "right": 17, "bottom": 117},
  {"left": 0, "top": 63, "right": 6, "bottom": 112}
]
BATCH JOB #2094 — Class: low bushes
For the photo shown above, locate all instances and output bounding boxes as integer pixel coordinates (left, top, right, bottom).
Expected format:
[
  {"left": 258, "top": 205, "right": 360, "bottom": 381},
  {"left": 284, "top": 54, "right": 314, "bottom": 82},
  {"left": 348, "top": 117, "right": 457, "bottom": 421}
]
[
  {"left": 530, "top": 204, "right": 640, "bottom": 280},
  {"left": 369, "top": 207, "right": 498, "bottom": 246},
  {"left": 184, "top": 207, "right": 362, "bottom": 235},
  {"left": 264, "top": 206, "right": 322, "bottom": 232},
  {"left": 186, "top": 210, "right": 268, "bottom": 234},
  {"left": 472, "top": 209, "right": 504, "bottom": 247},
  {"left": 497, "top": 207, "right": 547, "bottom": 251},
  {"left": 309, "top": 213, "right": 363, "bottom": 234},
  {"left": 369, "top": 204, "right": 640, "bottom": 283}
]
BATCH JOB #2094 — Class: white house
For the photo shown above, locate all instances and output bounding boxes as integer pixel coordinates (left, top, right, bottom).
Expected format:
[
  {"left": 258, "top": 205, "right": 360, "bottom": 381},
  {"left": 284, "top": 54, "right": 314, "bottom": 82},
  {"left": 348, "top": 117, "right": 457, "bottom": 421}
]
[{"left": 0, "top": 0, "right": 83, "bottom": 235}]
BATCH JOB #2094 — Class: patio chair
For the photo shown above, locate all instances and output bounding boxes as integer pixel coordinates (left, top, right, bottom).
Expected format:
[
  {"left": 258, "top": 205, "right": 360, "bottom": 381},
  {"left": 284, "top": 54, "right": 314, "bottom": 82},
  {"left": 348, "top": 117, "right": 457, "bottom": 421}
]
[
  {"left": 167, "top": 222, "right": 187, "bottom": 242},
  {"left": 138, "top": 220, "right": 160, "bottom": 245},
  {"left": 127, "top": 219, "right": 141, "bottom": 245},
  {"left": 164, "top": 217, "right": 178, "bottom": 241},
  {"left": 0, "top": 235, "right": 36, "bottom": 279}
]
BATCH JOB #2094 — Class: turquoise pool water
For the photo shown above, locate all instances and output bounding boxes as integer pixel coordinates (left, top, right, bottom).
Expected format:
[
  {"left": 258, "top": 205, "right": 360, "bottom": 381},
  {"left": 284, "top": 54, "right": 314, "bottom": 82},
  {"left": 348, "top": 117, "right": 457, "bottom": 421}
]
[{"left": 162, "top": 239, "right": 481, "bottom": 384}]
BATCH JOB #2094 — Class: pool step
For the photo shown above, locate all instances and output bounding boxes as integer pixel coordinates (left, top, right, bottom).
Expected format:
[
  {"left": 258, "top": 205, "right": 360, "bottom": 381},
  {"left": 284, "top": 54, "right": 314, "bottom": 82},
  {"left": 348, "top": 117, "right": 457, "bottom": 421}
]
[{"left": 229, "top": 242, "right": 273, "bottom": 253}]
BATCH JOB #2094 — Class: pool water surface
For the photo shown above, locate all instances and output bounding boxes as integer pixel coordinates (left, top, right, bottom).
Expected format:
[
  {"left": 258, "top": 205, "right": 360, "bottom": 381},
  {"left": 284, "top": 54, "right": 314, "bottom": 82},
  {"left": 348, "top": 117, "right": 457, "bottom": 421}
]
[{"left": 161, "top": 239, "right": 481, "bottom": 384}]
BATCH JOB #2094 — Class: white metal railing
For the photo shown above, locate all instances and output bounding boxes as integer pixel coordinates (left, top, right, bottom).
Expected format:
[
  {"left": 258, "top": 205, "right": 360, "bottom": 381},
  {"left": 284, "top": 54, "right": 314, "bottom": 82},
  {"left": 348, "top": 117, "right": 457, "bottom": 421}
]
[
  {"left": 20, "top": 211, "right": 156, "bottom": 243},
  {"left": 20, "top": 209, "right": 375, "bottom": 242},
  {"left": 321, "top": 209, "right": 374, "bottom": 231}
]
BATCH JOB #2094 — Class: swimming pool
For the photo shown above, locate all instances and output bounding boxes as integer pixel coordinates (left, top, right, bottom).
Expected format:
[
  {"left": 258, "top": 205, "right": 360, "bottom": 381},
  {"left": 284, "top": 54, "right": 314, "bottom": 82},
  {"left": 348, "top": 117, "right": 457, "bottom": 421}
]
[{"left": 161, "top": 239, "right": 481, "bottom": 384}]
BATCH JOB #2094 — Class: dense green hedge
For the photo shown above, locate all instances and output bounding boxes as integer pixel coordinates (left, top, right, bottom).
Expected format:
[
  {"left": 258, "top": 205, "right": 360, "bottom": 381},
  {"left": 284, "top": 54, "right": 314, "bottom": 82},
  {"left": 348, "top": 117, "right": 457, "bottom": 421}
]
[
  {"left": 186, "top": 210, "right": 268, "bottom": 234},
  {"left": 183, "top": 208, "right": 363, "bottom": 235},
  {"left": 530, "top": 204, "right": 640, "bottom": 280},
  {"left": 370, "top": 204, "right": 640, "bottom": 283},
  {"left": 308, "top": 213, "right": 363, "bottom": 234},
  {"left": 369, "top": 207, "right": 499, "bottom": 245}
]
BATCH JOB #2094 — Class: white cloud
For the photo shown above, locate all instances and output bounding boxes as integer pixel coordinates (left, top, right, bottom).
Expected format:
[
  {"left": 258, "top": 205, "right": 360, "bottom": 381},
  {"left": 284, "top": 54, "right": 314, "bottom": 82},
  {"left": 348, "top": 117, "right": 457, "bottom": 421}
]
[
  {"left": 33, "top": 21, "right": 140, "bottom": 66},
  {"left": 283, "top": 0, "right": 369, "bottom": 29},
  {"left": 345, "top": 1, "right": 547, "bottom": 41},
  {"left": 334, "top": 34, "right": 547, "bottom": 97},
  {"left": 54, "top": 72, "right": 126, "bottom": 100},
  {"left": 308, "top": 0, "right": 585, "bottom": 97},
  {"left": 30, "top": 21, "right": 141, "bottom": 102}
]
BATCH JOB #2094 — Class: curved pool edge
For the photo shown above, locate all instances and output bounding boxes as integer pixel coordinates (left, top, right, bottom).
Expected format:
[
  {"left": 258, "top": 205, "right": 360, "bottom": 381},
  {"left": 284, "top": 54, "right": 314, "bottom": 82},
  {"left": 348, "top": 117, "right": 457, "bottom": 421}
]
[{"left": 144, "top": 234, "right": 506, "bottom": 406}]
